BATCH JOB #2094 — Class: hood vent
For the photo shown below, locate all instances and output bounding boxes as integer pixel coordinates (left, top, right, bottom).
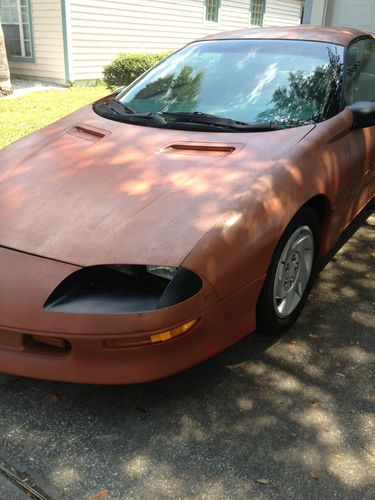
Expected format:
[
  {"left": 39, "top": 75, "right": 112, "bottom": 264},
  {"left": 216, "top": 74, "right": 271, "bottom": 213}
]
[
  {"left": 66, "top": 123, "right": 110, "bottom": 142},
  {"left": 160, "top": 142, "right": 243, "bottom": 157}
]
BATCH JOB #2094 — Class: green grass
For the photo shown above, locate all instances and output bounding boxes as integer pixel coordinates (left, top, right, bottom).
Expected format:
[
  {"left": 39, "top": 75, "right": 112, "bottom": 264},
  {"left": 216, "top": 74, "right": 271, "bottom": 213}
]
[{"left": 0, "top": 86, "right": 108, "bottom": 149}]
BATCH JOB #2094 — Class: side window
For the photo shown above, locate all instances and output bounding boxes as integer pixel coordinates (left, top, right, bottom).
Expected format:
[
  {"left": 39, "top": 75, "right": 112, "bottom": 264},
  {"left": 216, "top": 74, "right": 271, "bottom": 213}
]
[{"left": 346, "top": 38, "right": 375, "bottom": 103}]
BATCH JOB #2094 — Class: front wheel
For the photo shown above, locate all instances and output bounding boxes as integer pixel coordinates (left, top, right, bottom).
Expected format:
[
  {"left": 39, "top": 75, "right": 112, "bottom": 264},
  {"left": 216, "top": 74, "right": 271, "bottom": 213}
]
[{"left": 256, "top": 206, "right": 320, "bottom": 335}]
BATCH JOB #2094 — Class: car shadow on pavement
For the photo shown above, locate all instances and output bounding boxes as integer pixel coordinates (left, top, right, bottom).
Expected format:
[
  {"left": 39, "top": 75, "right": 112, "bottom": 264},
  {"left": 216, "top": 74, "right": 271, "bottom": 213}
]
[{"left": 0, "top": 209, "right": 374, "bottom": 500}]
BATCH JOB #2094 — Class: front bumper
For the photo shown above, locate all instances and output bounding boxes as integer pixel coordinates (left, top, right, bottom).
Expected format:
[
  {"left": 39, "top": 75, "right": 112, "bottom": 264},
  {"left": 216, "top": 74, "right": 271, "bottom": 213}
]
[{"left": 0, "top": 247, "right": 264, "bottom": 384}]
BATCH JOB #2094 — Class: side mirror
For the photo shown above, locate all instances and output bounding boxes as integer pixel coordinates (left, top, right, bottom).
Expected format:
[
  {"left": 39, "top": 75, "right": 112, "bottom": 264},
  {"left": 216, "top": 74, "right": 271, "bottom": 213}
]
[{"left": 347, "top": 101, "right": 375, "bottom": 129}]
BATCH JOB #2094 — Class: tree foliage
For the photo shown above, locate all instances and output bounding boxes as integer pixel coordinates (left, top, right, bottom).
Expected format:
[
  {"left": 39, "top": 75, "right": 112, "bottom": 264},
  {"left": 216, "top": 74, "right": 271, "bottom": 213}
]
[
  {"left": 257, "top": 49, "right": 343, "bottom": 125},
  {"left": 132, "top": 65, "right": 203, "bottom": 112},
  {"left": 103, "top": 52, "right": 172, "bottom": 88}
]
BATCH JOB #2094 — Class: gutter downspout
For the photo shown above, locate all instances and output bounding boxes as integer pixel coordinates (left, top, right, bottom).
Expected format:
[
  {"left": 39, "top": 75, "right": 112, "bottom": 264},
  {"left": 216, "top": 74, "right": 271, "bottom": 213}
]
[{"left": 61, "top": 0, "right": 72, "bottom": 84}]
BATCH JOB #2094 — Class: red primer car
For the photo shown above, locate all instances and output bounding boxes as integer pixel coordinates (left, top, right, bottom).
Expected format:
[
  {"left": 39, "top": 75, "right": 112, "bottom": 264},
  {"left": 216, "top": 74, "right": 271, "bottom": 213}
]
[{"left": 0, "top": 26, "right": 374, "bottom": 383}]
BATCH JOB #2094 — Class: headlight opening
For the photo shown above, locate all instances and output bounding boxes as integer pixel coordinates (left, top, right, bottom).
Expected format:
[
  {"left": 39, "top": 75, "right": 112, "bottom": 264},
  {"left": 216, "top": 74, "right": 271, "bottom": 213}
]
[{"left": 43, "top": 265, "right": 202, "bottom": 314}]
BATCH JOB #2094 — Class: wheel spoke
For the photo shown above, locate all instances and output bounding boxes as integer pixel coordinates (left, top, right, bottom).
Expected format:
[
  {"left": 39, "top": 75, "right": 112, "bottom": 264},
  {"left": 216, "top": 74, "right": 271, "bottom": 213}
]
[
  {"left": 278, "top": 288, "right": 299, "bottom": 316},
  {"left": 274, "top": 268, "right": 285, "bottom": 298},
  {"left": 298, "top": 257, "right": 310, "bottom": 290},
  {"left": 292, "top": 234, "right": 313, "bottom": 255},
  {"left": 282, "top": 289, "right": 295, "bottom": 315}
]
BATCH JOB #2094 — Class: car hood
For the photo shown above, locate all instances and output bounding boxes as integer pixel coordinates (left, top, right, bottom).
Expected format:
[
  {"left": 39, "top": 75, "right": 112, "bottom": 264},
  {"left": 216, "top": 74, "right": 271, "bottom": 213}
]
[{"left": 0, "top": 104, "right": 314, "bottom": 267}]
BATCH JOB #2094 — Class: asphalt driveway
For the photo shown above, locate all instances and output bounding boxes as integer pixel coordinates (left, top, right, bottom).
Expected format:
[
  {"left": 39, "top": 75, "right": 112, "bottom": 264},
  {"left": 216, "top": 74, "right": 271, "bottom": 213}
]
[{"left": 0, "top": 207, "right": 374, "bottom": 500}]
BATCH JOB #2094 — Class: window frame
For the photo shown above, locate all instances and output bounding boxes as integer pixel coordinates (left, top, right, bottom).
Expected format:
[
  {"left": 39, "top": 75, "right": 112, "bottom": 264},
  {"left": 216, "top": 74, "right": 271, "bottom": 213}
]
[
  {"left": 204, "top": 0, "right": 221, "bottom": 24},
  {"left": 344, "top": 36, "right": 375, "bottom": 106},
  {"left": 0, "top": 0, "right": 35, "bottom": 63},
  {"left": 249, "top": 0, "right": 266, "bottom": 27}
]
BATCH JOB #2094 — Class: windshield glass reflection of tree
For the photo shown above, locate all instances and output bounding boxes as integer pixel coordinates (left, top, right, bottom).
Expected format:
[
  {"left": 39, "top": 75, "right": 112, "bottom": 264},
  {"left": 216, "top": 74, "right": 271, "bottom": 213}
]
[
  {"left": 131, "top": 66, "right": 203, "bottom": 113},
  {"left": 257, "top": 49, "right": 343, "bottom": 125},
  {"left": 119, "top": 40, "right": 344, "bottom": 127}
]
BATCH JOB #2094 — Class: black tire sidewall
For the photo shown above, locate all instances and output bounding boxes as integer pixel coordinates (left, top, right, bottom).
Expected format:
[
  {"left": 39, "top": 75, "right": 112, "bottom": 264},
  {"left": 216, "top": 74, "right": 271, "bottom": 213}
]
[{"left": 256, "top": 206, "right": 320, "bottom": 335}]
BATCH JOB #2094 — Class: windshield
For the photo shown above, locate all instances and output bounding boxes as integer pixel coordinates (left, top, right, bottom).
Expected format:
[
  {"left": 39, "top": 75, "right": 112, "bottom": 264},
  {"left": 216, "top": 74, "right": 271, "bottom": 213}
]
[{"left": 117, "top": 39, "right": 344, "bottom": 127}]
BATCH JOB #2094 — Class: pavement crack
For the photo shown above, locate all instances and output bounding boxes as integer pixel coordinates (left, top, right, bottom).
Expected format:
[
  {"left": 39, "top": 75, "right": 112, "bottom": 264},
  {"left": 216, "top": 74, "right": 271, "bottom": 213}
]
[{"left": 0, "top": 458, "right": 50, "bottom": 500}]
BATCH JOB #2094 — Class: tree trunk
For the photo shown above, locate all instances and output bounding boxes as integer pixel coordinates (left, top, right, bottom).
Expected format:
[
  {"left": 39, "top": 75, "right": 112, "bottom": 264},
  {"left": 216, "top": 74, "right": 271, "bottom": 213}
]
[{"left": 0, "top": 23, "right": 13, "bottom": 96}]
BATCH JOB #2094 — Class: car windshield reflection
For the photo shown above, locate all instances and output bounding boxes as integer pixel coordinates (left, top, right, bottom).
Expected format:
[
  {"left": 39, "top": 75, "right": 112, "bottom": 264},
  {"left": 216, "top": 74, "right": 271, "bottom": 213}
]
[{"left": 115, "top": 39, "right": 344, "bottom": 128}]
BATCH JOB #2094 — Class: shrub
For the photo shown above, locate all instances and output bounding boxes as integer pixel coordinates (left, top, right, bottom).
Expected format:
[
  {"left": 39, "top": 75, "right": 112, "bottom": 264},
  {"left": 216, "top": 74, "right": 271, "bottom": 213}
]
[{"left": 103, "top": 52, "right": 171, "bottom": 88}]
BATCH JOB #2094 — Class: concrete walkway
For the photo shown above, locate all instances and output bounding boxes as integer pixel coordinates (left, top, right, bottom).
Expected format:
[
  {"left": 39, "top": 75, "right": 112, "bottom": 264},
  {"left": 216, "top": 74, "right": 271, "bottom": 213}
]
[{"left": 0, "top": 207, "right": 374, "bottom": 500}]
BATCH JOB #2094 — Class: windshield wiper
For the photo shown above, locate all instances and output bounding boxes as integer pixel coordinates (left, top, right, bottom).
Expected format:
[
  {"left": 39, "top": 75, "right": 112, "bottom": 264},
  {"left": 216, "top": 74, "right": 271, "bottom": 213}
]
[
  {"left": 107, "top": 98, "right": 134, "bottom": 115},
  {"left": 95, "top": 102, "right": 284, "bottom": 130},
  {"left": 117, "top": 111, "right": 167, "bottom": 125},
  {"left": 160, "top": 111, "right": 283, "bottom": 131},
  {"left": 94, "top": 99, "right": 167, "bottom": 125},
  {"left": 107, "top": 98, "right": 168, "bottom": 124}
]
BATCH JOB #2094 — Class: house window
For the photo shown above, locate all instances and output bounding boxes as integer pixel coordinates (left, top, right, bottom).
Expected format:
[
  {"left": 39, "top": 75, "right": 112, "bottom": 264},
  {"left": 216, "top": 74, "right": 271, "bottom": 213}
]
[
  {"left": 0, "top": 0, "right": 33, "bottom": 60},
  {"left": 205, "top": 0, "right": 220, "bottom": 22},
  {"left": 250, "top": 0, "right": 266, "bottom": 27}
]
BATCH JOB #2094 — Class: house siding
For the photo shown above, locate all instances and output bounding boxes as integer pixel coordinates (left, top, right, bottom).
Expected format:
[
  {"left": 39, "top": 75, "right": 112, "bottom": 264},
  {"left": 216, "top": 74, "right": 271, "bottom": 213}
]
[
  {"left": 264, "top": 0, "right": 303, "bottom": 27},
  {"left": 8, "top": 0, "right": 66, "bottom": 82},
  {"left": 325, "top": 0, "right": 375, "bottom": 32},
  {"left": 68, "top": 0, "right": 304, "bottom": 82}
]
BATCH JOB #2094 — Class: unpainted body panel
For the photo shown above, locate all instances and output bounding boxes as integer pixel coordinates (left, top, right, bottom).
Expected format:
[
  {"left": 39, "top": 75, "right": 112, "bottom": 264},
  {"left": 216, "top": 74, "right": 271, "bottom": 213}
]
[
  {"left": 0, "top": 27, "right": 374, "bottom": 383},
  {"left": 0, "top": 105, "right": 314, "bottom": 269}
]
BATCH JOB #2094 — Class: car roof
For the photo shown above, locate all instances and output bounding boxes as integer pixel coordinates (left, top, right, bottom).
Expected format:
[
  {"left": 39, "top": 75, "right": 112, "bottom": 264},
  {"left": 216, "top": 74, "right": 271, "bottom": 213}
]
[{"left": 201, "top": 26, "right": 372, "bottom": 47}]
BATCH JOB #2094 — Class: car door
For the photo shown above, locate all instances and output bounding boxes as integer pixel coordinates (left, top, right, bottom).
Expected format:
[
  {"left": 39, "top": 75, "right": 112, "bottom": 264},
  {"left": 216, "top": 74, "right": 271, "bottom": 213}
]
[{"left": 344, "top": 36, "right": 375, "bottom": 211}]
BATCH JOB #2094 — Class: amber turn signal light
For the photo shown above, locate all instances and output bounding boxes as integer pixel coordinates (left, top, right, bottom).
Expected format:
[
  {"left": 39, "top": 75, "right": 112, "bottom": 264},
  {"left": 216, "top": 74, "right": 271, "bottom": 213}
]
[
  {"left": 104, "top": 319, "right": 199, "bottom": 348},
  {"left": 150, "top": 319, "right": 198, "bottom": 343}
]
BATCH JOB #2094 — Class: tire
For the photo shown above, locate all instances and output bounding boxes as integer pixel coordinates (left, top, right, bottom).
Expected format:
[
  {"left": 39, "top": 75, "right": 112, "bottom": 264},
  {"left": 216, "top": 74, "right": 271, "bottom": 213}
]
[{"left": 256, "top": 206, "right": 320, "bottom": 335}]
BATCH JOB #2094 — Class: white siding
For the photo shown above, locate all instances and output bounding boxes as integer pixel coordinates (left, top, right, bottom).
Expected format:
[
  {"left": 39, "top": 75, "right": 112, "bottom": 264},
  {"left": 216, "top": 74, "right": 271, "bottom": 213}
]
[
  {"left": 325, "top": 0, "right": 375, "bottom": 32},
  {"left": 68, "top": 0, "right": 304, "bottom": 82},
  {"left": 9, "top": 0, "right": 66, "bottom": 82},
  {"left": 264, "top": 0, "right": 303, "bottom": 27}
]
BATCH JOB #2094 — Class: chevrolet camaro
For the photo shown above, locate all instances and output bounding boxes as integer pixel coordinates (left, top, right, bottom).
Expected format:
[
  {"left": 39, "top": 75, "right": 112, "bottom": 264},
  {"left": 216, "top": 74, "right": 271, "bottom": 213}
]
[{"left": 0, "top": 26, "right": 374, "bottom": 383}]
